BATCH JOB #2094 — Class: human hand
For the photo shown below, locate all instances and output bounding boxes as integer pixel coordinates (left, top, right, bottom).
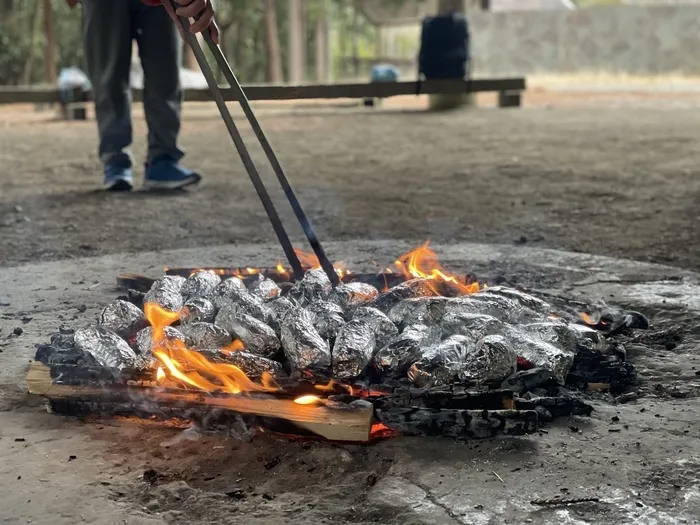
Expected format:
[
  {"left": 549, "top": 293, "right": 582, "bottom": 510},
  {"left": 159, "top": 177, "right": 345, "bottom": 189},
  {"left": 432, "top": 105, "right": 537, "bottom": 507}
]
[{"left": 162, "top": 0, "right": 220, "bottom": 44}]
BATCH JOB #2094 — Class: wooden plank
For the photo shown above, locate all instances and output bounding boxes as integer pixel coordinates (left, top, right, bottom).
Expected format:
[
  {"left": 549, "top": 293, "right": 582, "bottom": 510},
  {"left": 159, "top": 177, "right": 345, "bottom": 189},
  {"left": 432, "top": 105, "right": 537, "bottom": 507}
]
[
  {"left": 27, "top": 362, "right": 373, "bottom": 442},
  {"left": 0, "top": 78, "right": 526, "bottom": 105}
]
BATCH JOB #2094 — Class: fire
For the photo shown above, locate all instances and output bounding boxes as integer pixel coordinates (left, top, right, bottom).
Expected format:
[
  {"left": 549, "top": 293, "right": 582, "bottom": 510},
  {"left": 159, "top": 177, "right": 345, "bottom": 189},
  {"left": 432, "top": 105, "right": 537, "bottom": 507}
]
[
  {"left": 144, "top": 303, "right": 279, "bottom": 395},
  {"left": 294, "top": 395, "right": 324, "bottom": 405},
  {"left": 292, "top": 247, "right": 348, "bottom": 279},
  {"left": 580, "top": 312, "right": 607, "bottom": 326},
  {"left": 220, "top": 339, "right": 245, "bottom": 355},
  {"left": 394, "top": 241, "right": 480, "bottom": 295}
]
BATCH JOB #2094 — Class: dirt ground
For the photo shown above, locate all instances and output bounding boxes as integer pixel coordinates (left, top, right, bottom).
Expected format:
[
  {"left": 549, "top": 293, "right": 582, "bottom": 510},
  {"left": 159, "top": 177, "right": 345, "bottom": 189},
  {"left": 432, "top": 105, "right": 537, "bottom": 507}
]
[
  {"left": 0, "top": 90, "right": 699, "bottom": 271},
  {"left": 1, "top": 90, "right": 700, "bottom": 525}
]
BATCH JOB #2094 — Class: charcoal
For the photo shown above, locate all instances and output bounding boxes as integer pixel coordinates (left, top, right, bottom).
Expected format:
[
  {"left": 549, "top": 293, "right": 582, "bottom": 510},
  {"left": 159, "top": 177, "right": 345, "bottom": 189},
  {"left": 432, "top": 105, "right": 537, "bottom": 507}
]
[
  {"left": 267, "top": 297, "right": 297, "bottom": 336},
  {"left": 597, "top": 307, "right": 650, "bottom": 334},
  {"left": 135, "top": 326, "right": 185, "bottom": 358},
  {"left": 212, "top": 277, "right": 247, "bottom": 306},
  {"left": 332, "top": 319, "right": 376, "bottom": 379},
  {"left": 247, "top": 275, "right": 282, "bottom": 302},
  {"left": 181, "top": 297, "right": 217, "bottom": 324},
  {"left": 328, "top": 282, "right": 378, "bottom": 311},
  {"left": 306, "top": 300, "right": 346, "bottom": 340},
  {"left": 462, "top": 335, "right": 518, "bottom": 387},
  {"left": 75, "top": 326, "right": 145, "bottom": 370},
  {"left": 441, "top": 311, "right": 504, "bottom": 338},
  {"left": 215, "top": 307, "right": 280, "bottom": 358},
  {"left": 503, "top": 326, "right": 575, "bottom": 384},
  {"left": 371, "top": 279, "right": 436, "bottom": 313},
  {"left": 212, "top": 350, "right": 287, "bottom": 380},
  {"left": 35, "top": 332, "right": 99, "bottom": 367},
  {"left": 481, "top": 286, "right": 551, "bottom": 315},
  {"left": 98, "top": 300, "right": 148, "bottom": 340},
  {"left": 408, "top": 335, "right": 474, "bottom": 388},
  {"left": 178, "top": 322, "right": 233, "bottom": 350},
  {"left": 181, "top": 271, "right": 221, "bottom": 299},
  {"left": 443, "top": 294, "right": 540, "bottom": 325},
  {"left": 352, "top": 307, "right": 399, "bottom": 348},
  {"left": 523, "top": 321, "right": 607, "bottom": 353},
  {"left": 388, "top": 297, "right": 449, "bottom": 327},
  {"left": 373, "top": 324, "right": 442, "bottom": 377},
  {"left": 501, "top": 367, "right": 559, "bottom": 395},
  {"left": 280, "top": 307, "right": 331, "bottom": 373},
  {"left": 144, "top": 276, "right": 185, "bottom": 312},
  {"left": 289, "top": 269, "right": 332, "bottom": 305}
]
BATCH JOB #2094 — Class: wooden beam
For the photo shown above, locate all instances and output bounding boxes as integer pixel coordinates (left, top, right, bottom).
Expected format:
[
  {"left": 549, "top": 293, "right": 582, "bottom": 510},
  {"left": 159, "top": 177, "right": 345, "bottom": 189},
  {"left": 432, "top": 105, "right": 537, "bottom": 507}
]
[
  {"left": 27, "top": 362, "right": 373, "bottom": 442},
  {"left": 0, "top": 78, "right": 526, "bottom": 105}
]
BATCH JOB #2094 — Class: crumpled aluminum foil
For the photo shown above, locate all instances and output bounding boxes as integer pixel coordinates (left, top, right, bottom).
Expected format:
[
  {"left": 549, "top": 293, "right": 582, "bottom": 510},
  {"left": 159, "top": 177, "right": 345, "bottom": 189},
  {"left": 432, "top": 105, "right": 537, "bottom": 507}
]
[
  {"left": 212, "top": 277, "right": 247, "bottom": 306},
  {"left": 461, "top": 334, "right": 517, "bottom": 386},
  {"left": 135, "top": 325, "right": 185, "bottom": 358},
  {"left": 388, "top": 297, "right": 449, "bottom": 327},
  {"left": 97, "top": 299, "right": 148, "bottom": 340},
  {"left": 371, "top": 278, "right": 436, "bottom": 313},
  {"left": 351, "top": 307, "right": 399, "bottom": 348},
  {"left": 306, "top": 300, "right": 346, "bottom": 340},
  {"left": 289, "top": 269, "right": 332, "bottom": 305},
  {"left": 178, "top": 322, "right": 233, "bottom": 350},
  {"left": 522, "top": 320, "right": 607, "bottom": 354},
  {"left": 443, "top": 294, "right": 540, "bottom": 325},
  {"left": 266, "top": 296, "right": 297, "bottom": 336},
  {"left": 440, "top": 311, "right": 504, "bottom": 339},
  {"left": 75, "top": 325, "right": 146, "bottom": 370},
  {"left": 215, "top": 306, "right": 280, "bottom": 358},
  {"left": 482, "top": 286, "right": 551, "bottom": 315},
  {"left": 280, "top": 307, "right": 331, "bottom": 373},
  {"left": 373, "top": 323, "right": 442, "bottom": 377},
  {"left": 247, "top": 275, "right": 282, "bottom": 302},
  {"left": 213, "top": 350, "right": 287, "bottom": 380},
  {"left": 181, "top": 271, "right": 221, "bottom": 299},
  {"left": 332, "top": 319, "right": 376, "bottom": 379},
  {"left": 328, "top": 282, "right": 379, "bottom": 311},
  {"left": 408, "top": 334, "right": 474, "bottom": 388},
  {"left": 503, "top": 325, "right": 575, "bottom": 384},
  {"left": 214, "top": 290, "right": 269, "bottom": 322},
  {"left": 144, "top": 276, "right": 185, "bottom": 312},
  {"left": 180, "top": 297, "right": 217, "bottom": 324}
]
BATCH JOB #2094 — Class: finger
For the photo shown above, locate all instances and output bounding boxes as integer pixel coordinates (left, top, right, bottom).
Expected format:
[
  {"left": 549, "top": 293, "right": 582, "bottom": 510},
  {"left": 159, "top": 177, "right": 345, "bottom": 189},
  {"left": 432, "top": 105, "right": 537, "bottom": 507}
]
[
  {"left": 175, "top": 0, "right": 205, "bottom": 18},
  {"left": 188, "top": 6, "right": 214, "bottom": 35}
]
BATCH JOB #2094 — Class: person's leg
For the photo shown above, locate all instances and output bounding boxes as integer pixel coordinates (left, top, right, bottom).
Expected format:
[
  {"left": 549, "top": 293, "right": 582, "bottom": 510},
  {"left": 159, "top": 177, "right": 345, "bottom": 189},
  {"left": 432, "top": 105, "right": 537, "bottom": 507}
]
[
  {"left": 134, "top": 0, "right": 201, "bottom": 189},
  {"left": 82, "top": 0, "right": 135, "bottom": 190}
]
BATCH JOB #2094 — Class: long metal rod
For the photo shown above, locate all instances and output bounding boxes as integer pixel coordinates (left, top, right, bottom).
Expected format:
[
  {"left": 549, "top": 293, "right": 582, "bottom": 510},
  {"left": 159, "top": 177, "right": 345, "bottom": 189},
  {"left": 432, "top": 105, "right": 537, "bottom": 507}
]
[
  {"left": 197, "top": 26, "right": 340, "bottom": 286},
  {"left": 171, "top": 8, "right": 304, "bottom": 280}
]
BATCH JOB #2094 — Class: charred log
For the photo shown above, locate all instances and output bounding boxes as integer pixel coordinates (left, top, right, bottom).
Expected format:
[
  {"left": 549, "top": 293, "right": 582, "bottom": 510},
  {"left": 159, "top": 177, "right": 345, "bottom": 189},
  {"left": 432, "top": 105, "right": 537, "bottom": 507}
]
[{"left": 514, "top": 396, "right": 593, "bottom": 418}]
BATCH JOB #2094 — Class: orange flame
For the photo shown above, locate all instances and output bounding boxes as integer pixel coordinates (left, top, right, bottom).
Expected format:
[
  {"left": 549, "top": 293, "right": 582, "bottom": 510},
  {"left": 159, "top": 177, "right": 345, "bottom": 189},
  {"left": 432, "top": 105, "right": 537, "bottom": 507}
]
[
  {"left": 394, "top": 241, "right": 480, "bottom": 295},
  {"left": 292, "top": 248, "right": 348, "bottom": 279},
  {"left": 294, "top": 395, "right": 324, "bottom": 405},
  {"left": 144, "top": 303, "right": 279, "bottom": 395},
  {"left": 580, "top": 312, "right": 607, "bottom": 327}
]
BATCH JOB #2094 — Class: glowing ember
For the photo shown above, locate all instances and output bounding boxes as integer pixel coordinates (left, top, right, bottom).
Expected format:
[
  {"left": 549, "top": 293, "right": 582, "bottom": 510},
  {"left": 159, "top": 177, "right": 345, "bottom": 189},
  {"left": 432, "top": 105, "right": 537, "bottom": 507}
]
[
  {"left": 156, "top": 367, "right": 166, "bottom": 383},
  {"left": 294, "top": 395, "right": 324, "bottom": 405},
  {"left": 394, "top": 241, "right": 480, "bottom": 295},
  {"left": 370, "top": 423, "right": 398, "bottom": 439},
  {"left": 580, "top": 312, "right": 606, "bottom": 326},
  {"left": 220, "top": 339, "right": 245, "bottom": 355}
]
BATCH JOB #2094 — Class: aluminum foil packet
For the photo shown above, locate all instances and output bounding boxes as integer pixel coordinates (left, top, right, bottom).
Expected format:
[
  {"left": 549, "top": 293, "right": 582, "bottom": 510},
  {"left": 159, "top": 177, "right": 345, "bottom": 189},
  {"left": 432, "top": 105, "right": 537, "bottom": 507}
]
[
  {"left": 178, "top": 322, "right": 233, "bottom": 350},
  {"left": 332, "top": 319, "right": 376, "bottom": 379},
  {"left": 75, "top": 325, "right": 146, "bottom": 370},
  {"left": 214, "top": 289, "right": 269, "bottom": 322},
  {"left": 373, "top": 323, "right": 442, "bottom": 377},
  {"left": 388, "top": 297, "right": 449, "bottom": 327},
  {"left": 180, "top": 297, "right": 217, "bottom": 324},
  {"left": 247, "top": 275, "right": 282, "bottom": 302},
  {"left": 215, "top": 307, "right": 280, "bottom": 358},
  {"left": 352, "top": 307, "right": 399, "bottom": 348},
  {"left": 212, "top": 277, "right": 247, "bottom": 307},
  {"left": 503, "top": 326, "right": 575, "bottom": 384},
  {"left": 306, "top": 300, "right": 346, "bottom": 340},
  {"left": 328, "top": 282, "right": 379, "bottom": 311},
  {"left": 522, "top": 320, "right": 607, "bottom": 354},
  {"left": 461, "top": 335, "right": 518, "bottom": 387},
  {"left": 213, "top": 350, "right": 287, "bottom": 380},
  {"left": 440, "top": 311, "right": 504, "bottom": 339},
  {"left": 280, "top": 307, "right": 331, "bottom": 373},
  {"left": 481, "top": 286, "right": 552, "bottom": 315},
  {"left": 289, "top": 269, "right": 332, "bottom": 305},
  {"left": 266, "top": 296, "right": 297, "bottom": 336},
  {"left": 443, "top": 294, "right": 540, "bottom": 325},
  {"left": 371, "top": 278, "right": 436, "bottom": 313},
  {"left": 408, "top": 334, "right": 473, "bottom": 388},
  {"left": 144, "top": 276, "right": 186, "bottom": 312},
  {"left": 181, "top": 271, "right": 221, "bottom": 299},
  {"left": 98, "top": 299, "right": 148, "bottom": 340},
  {"left": 135, "top": 325, "right": 185, "bottom": 358}
]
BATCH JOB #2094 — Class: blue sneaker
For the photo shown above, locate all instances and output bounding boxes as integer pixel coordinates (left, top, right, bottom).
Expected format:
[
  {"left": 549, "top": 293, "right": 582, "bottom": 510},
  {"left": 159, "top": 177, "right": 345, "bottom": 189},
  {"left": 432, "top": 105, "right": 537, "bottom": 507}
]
[
  {"left": 144, "top": 156, "right": 202, "bottom": 190},
  {"left": 104, "top": 161, "right": 134, "bottom": 192}
]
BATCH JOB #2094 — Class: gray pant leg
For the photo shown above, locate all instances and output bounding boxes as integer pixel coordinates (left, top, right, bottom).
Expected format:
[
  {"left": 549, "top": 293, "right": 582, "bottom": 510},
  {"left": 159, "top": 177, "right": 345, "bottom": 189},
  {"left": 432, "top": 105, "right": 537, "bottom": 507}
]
[
  {"left": 133, "top": 0, "right": 184, "bottom": 164},
  {"left": 82, "top": 0, "right": 134, "bottom": 167}
]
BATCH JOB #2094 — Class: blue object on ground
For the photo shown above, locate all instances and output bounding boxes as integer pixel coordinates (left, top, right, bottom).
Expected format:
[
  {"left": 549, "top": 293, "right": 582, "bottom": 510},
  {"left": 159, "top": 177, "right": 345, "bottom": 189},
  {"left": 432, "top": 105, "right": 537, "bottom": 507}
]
[
  {"left": 58, "top": 67, "right": 92, "bottom": 104},
  {"left": 144, "top": 156, "right": 202, "bottom": 190},
  {"left": 371, "top": 64, "right": 400, "bottom": 83}
]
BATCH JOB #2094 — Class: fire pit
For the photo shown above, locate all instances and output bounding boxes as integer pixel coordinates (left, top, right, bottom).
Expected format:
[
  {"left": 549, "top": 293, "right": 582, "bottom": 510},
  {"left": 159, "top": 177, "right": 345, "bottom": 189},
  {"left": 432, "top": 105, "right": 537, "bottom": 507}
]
[{"left": 28, "top": 243, "right": 648, "bottom": 442}]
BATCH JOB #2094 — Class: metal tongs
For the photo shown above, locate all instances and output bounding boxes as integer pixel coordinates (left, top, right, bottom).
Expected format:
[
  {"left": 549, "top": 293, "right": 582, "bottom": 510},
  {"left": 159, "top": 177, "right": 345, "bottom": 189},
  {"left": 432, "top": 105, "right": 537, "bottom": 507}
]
[{"left": 171, "top": 3, "right": 340, "bottom": 286}]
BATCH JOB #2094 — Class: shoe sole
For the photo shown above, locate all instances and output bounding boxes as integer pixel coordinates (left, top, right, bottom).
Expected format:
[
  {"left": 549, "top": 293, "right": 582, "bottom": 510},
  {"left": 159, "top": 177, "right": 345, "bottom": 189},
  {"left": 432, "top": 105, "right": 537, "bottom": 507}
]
[
  {"left": 143, "top": 173, "right": 202, "bottom": 191},
  {"left": 104, "top": 179, "right": 134, "bottom": 192}
]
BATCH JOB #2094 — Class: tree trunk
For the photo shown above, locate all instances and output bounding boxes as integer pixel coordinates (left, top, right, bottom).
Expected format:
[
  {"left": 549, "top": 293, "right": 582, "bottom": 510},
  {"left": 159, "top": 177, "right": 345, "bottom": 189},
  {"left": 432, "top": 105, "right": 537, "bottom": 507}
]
[
  {"left": 314, "top": 0, "right": 330, "bottom": 82},
  {"left": 43, "top": 0, "right": 57, "bottom": 84},
  {"left": 264, "top": 0, "right": 283, "bottom": 83},
  {"left": 22, "top": 0, "right": 43, "bottom": 85},
  {"left": 287, "top": 0, "right": 304, "bottom": 84}
]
